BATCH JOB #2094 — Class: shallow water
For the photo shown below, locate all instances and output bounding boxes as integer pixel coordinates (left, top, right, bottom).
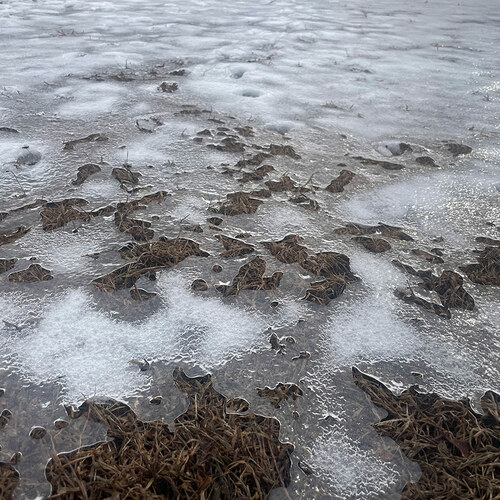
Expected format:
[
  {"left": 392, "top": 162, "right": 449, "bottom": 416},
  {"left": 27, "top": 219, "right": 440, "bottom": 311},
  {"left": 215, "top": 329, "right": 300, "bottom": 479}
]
[{"left": 0, "top": 0, "right": 499, "bottom": 498}]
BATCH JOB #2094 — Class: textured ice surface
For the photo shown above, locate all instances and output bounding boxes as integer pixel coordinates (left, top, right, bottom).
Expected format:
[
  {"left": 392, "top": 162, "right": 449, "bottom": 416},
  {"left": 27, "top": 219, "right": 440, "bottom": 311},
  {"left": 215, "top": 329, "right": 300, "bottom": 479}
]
[
  {"left": 310, "top": 428, "right": 401, "bottom": 499},
  {"left": 1, "top": 0, "right": 499, "bottom": 140},
  {"left": 342, "top": 162, "right": 500, "bottom": 245},
  {"left": 0, "top": 0, "right": 499, "bottom": 498},
  {"left": 324, "top": 254, "right": 420, "bottom": 365},
  {"left": 6, "top": 274, "right": 266, "bottom": 400}
]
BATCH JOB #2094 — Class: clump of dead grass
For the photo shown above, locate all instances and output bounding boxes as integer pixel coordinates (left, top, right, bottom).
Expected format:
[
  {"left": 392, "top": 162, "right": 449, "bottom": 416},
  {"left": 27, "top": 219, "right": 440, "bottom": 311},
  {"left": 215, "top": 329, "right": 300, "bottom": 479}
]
[
  {"left": 45, "top": 368, "right": 293, "bottom": 499},
  {"left": 353, "top": 367, "right": 500, "bottom": 500}
]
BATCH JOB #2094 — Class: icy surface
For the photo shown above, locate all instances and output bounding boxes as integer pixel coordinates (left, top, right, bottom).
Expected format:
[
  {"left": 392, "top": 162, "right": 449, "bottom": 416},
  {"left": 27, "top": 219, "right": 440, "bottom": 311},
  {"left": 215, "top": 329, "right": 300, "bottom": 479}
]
[
  {"left": 310, "top": 428, "right": 401, "bottom": 499},
  {"left": 1, "top": 0, "right": 499, "bottom": 140},
  {"left": 0, "top": 0, "right": 499, "bottom": 499},
  {"left": 5, "top": 274, "right": 266, "bottom": 399}
]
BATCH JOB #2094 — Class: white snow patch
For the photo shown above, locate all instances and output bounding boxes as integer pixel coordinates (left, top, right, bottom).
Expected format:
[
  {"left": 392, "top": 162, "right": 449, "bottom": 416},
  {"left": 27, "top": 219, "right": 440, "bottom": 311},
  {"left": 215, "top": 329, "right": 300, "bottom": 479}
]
[
  {"left": 310, "top": 428, "right": 401, "bottom": 499},
  {"left": 7, "top": 273, "right": 266, "bottom": 400}
]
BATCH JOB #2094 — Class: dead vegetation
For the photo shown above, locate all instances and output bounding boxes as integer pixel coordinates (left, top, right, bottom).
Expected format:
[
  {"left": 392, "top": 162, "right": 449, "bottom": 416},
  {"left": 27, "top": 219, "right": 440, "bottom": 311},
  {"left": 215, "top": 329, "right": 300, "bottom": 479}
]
[
  {"left": 130, "top": 288, "right": 157, "bottom": 301},
  {"left": 238, "top": 164, "right": 275, "bottom": 183},
  {"left": 209, "top": 191, "right": 264, "bottom": 216},
  {"left": 416, "top": 156, "right": 439, "bottom": 168},
  {"left": 72, "top": 163, "right": 101, "bottom": 186},
  {"left": 265, "top": 175, "right": 298, "bottom": 192},
  {"left": 412, "top": 248, "right": 444, "bottom": 264},
  {"left": 262, "top": 234, "right": 358, "bottom": 305},
  {"left": 0, "top": 226, "right": 31, "bottom": 246},
  {"left": 0, "top": 462, "right": 19, "bottom": 500},
  {"left": 114, "top": 191, "right": 169, "bottom": 241},
  {"left": 257, "top": 383, "right": 304, "bottom": 408},
  {"left": 216, "top": 234, "right": 255, "bottom": 258},
  {"left": 112, "top": 167, "right": 142, "bottom": 191},
  {"left": 93, "top": 238, "right": 209, "bottom": 292},
  {"left": 353, "top": 367, "right": 500, "bottom": 500},
  {"left": 325, "top": 169, "right": 355, "bottom": 193},
  {"left": 45, "top": 368, "right": 293, "bottom": 499},
  {"left": 446, "top": 143, "right": 472, "bottom": 156},
  {"left": 215, "top": 257, "right": 282, "bottom": 297},
  {"left": 0, "top": 258, "right": 17, "bottom": 274},
  {"left": 353, "top": 236, "right": 391, "bottom": 253},
  {"left": 40, "top": 198, "right": 91, "bottom": 230},
  {"left": 267, "top": 144, "right": 300, "bottom": 159},
  {"left": 39, "top": 198, "right": 116, "bottom": 231},
  {"left": 8, "top": 264, "right": 53, "bottom": 283},
  {"left": 288, "top": 194, "right": 319, "bottom": 211},
  {"left": 235, "top": 152, "right": 271, "bottom": 168},
  {"left": 351, "top": 155, "right": 404, "bottom": 170},
  {"left": 63, "top": 134, "right": 108, "bottom": 151},
  {"left": 393, "top": 260, "right": 475, "bottom": 317},
  {"left": 460, "top": 246, "right": 500, "bottom": 286},
  {"left": 395, "top": 289, "right": 452, "bottom": 319},
  {"left": 208, "top": 137, "right": 246, "bottom": 153},
  {"left": 476, "top": 236, "right": 500, "bottom": 246},
  {"left": 158, "top": 81, "right": 178, "bottom": 93},
  {"left": 191, "top": 279, "right": 208, "bottom": 291},
  {"left": 334, "top": 222, "right": 414, "bottom": 241}
]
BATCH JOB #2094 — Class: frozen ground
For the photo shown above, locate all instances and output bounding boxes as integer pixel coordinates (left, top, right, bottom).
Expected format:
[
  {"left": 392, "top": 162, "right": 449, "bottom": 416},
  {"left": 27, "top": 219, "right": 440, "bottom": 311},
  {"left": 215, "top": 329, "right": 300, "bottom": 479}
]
[{"left": 0, "top": 0, "right": 499, "bottom": 499}]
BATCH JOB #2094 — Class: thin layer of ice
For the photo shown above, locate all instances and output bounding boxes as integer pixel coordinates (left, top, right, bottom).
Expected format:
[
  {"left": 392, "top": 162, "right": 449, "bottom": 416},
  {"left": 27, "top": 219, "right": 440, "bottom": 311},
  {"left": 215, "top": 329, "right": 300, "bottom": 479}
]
[
  {"left": 5, "top": 273, "right": 266, "bottom": 400},
  {"left": 309, "top": 427, "right": 401, "bottom": 499}
]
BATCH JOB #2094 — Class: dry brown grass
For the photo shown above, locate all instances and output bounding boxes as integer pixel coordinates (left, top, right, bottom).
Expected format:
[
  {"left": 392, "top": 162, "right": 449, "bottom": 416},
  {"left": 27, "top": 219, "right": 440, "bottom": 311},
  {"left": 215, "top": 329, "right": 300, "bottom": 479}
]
[
  {"left": 45, "top": 368, "right": 293, "bottom": 499},
  {"left": 353, "top": 368, "right": 500, "bottom": 500}
]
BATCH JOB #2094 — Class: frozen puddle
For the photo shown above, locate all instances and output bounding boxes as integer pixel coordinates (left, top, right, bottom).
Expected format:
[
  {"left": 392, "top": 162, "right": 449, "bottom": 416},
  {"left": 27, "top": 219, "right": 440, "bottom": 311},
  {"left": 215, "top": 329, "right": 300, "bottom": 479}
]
[{"left": 4, "top": 274, "right": 266, "bottom": 400}]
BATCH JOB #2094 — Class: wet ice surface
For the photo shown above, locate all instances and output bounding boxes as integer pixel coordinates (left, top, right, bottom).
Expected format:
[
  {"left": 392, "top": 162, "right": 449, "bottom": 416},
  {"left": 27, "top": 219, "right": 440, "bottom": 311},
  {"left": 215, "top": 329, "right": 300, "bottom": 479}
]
[{"left": 1, "top": 0, "right": 499, "bottom": 499}]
